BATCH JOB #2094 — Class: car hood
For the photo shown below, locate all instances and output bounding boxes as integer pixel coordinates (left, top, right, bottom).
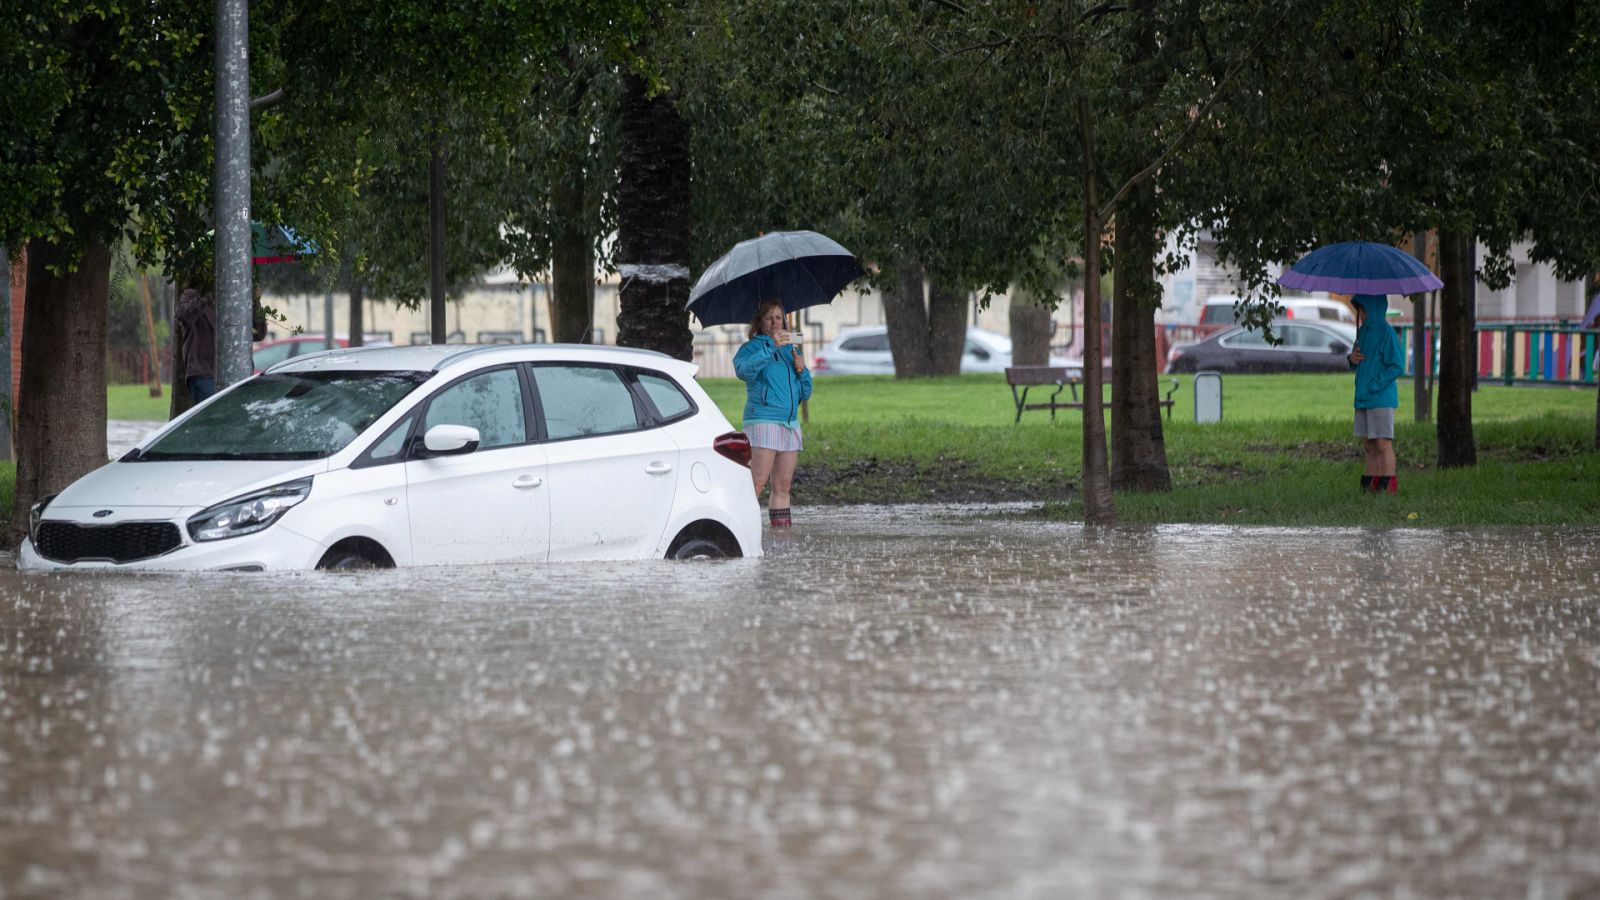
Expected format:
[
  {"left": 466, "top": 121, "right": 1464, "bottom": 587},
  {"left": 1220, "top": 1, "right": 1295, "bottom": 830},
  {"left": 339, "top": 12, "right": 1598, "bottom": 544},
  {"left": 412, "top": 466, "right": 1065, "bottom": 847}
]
[{"left": 50, "top": 459, "right": 329, "bottom": 511}]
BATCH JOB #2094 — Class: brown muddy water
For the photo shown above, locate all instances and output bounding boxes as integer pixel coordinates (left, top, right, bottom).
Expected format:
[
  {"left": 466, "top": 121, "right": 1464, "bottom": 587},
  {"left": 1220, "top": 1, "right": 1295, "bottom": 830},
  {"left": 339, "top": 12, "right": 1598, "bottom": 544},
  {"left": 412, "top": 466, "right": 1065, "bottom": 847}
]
[{"left": 3, "top": 505, "right": 1598, "bottom": 898}]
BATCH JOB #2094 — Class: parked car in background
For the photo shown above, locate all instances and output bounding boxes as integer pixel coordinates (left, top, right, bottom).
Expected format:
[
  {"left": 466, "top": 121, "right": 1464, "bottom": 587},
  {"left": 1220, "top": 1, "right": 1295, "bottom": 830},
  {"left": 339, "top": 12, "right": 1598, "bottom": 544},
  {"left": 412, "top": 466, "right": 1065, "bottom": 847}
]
[
  {"left": 253, "top": 335, "right": 393, "bottom": 373},
  {"left": 23, "top": 344, "right": 761, "bottom": 571},
  {"left": 1165, "top": 320, "right": 1357, "bottom": 374},
  {"left": 1199, "top": 295, "right": 1354, "bottom": 328},
  {"left": 813, "top": 326, "right": 1080, "bottom": 376}
]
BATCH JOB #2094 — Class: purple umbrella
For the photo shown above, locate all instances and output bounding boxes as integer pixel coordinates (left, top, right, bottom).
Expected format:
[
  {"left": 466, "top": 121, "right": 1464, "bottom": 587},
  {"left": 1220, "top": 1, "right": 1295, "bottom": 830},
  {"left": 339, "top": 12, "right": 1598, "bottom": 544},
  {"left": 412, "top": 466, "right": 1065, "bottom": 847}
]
[{"left": 1276, "top": 240, "right": 1443, "bottom": 295}]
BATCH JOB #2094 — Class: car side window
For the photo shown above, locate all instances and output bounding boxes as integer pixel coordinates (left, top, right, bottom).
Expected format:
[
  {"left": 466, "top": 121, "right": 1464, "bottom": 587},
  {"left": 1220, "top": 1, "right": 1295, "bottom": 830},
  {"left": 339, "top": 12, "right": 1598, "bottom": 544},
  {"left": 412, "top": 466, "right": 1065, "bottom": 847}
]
[
  {"left": 532, "top": 365, "right": 641, "bottom": 440},
  {"left": 636, "top": 372, "right": 693, "bottom": 421},
  {"left": 1282, "top": 326, "right": 1329, "bottom": 349},
  {"left": 423, "top": 369, "right": 527, "bottom": 449},
  {"left": 965, "top": 340, "right": 990, "bottom": 361},
  {"left": 367, "top": 412, "right": 417, "bottom": 462},
  {"left": 1222, "top": 329, "right": 1268, "bottom": 348},
  {"left": 252, "top": 342, "right": 295, "bottom": 370}
]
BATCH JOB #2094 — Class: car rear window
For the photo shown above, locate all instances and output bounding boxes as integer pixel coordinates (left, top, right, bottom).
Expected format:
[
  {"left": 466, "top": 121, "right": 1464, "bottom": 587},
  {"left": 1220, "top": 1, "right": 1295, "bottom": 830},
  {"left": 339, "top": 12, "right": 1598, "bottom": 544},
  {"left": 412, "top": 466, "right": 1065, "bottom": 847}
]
[
  {"left": 140, "top": 371, "right": 429, "bottom": 460},
  {"left": 840, "top": 333, "right": 890, "bottom": 351},
  {"left": 636, "top": 372, "right": 694, "bottom": 421}
]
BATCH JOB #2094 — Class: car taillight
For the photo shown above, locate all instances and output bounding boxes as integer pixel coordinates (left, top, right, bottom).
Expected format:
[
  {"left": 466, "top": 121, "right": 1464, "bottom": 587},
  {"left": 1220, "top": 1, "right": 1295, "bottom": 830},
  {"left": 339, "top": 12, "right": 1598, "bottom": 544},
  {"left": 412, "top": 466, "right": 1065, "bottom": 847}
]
[
  {"left": 1284, "top": 308, "right": 1295, "bottom": 318},
  {"left": 814, "top": 355, "right": 829, "bottom": 372},
  {"left": 714, "top": 432, "right": 752, "bottom": 467}
]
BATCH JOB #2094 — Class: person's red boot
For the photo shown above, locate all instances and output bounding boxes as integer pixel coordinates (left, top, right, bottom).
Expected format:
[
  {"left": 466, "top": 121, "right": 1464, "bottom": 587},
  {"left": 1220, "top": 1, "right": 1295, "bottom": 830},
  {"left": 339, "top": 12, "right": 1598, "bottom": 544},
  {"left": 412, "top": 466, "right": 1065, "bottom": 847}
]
[{"left": 1386, "top": 475, "right": 1399, "bottom": 495}]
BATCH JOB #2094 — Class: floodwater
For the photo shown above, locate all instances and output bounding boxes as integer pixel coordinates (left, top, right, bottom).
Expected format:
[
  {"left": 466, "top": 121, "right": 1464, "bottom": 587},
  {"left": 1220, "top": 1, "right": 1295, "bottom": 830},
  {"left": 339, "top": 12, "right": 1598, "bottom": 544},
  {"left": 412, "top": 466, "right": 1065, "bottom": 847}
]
[{"left": 3, "top": 506, "right": 1598, "bottom": 899}]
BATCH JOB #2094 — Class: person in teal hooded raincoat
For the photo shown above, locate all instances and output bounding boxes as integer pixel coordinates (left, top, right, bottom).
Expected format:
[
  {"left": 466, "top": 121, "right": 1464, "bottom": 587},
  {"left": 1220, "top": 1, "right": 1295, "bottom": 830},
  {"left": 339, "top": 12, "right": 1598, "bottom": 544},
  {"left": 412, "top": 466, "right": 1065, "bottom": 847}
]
[
  {"left": 734, "top": 298, "right": 812, "bottom": 527},
  {"left": 1346, "top": 294, "right": 1405, "bottom": 494}
]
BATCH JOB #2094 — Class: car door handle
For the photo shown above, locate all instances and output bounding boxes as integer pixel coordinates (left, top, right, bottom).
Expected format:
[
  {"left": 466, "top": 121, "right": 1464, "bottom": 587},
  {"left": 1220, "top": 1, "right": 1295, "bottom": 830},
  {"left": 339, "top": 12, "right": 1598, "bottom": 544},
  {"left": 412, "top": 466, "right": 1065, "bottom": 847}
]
[
  {"left": 513, "top": 474, "right": 543, "bottom": 489},
  {"left": 644, "top": 461, "right": 674, "bottom": 475}
]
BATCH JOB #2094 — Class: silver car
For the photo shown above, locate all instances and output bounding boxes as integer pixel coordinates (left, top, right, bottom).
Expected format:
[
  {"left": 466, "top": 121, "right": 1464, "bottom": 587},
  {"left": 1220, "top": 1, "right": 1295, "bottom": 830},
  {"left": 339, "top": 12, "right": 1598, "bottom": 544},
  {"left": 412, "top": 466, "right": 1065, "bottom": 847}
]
[{"left": 813, "top": 326, "right": 1079, "bottom": 376}]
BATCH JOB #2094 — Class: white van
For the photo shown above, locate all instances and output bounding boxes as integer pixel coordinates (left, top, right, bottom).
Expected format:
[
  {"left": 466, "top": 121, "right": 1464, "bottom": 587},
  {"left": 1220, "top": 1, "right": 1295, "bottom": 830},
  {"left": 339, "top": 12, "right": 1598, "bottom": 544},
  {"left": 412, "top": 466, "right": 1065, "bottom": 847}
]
[{"left": 1199, "top": 295, "right": 1355, "bottom": 327}]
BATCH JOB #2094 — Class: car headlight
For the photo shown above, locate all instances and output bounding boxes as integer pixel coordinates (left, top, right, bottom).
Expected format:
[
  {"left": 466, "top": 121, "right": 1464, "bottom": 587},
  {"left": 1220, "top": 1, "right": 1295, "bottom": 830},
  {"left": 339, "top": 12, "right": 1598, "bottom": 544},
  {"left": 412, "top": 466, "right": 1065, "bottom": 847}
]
[
  {"left": 29, "top": 493, "right": 59, "bottom": 544},
  {"left": 186, "top": 478, "right": 313, "bottom": 542}
]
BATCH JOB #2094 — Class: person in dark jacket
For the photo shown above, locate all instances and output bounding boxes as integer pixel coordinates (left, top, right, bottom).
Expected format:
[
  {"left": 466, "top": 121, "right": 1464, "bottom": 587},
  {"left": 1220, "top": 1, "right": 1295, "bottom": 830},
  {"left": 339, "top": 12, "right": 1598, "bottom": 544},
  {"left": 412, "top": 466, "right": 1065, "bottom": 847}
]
[
  {"left": 174, "top": 279, "right": 271, "bottom": 405},
  {"left": 174, "top": 283, "right": 218, "bottom": 402},
  {"left": 1346, "top": 294, "right": 1405, "bottom": 494},
  {"left": 733, "top": 298, "right": 812, "bottom": 528}
]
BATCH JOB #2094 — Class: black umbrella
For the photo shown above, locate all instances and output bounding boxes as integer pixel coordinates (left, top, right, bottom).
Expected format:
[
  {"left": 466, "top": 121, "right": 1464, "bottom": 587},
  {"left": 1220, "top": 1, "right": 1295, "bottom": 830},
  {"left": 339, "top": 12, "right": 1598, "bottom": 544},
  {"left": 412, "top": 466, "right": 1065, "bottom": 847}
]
[{"left": 687, "top": 231, "right": 864, "bottom": 328}]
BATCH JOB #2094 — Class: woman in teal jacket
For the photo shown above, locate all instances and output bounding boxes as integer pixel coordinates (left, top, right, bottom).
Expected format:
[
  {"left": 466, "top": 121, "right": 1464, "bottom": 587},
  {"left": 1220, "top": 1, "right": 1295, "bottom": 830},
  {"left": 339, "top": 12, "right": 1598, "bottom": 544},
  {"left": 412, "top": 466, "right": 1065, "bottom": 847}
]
[
  {"left": 734, "top": 299, "right": 813, "bottom": 527},
  {"left": 1346, "top": 294, "right": 1405, "bottom": 494}
]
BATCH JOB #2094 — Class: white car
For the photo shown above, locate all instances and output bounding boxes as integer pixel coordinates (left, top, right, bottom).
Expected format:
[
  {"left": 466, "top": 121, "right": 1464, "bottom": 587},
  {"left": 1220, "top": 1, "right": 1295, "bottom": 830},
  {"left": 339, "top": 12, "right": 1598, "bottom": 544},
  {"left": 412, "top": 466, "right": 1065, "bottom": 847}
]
[
  {"left": 1198, "top": 295, "right": 1355, "bottom": 328},
  {"left": 22, "top": 344, "right": 763, "bottom": 571},
  {"left": 813, "top": 326, "right": 1080, "bottom": 375}
]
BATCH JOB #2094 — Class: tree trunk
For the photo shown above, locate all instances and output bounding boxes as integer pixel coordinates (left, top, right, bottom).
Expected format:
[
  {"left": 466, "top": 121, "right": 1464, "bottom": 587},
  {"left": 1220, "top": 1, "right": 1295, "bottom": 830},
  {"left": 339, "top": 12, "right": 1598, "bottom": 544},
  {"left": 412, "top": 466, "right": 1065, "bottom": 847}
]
[
  {"left": 15, "top": 238, "right": 110, "bottom": 537},
  {"left": 429, "top": 132, "right": 448, "bottom": 344},
  {"left": 615, "top": 72, "right": 692, "bottom": 360},
  {"left": 882, "top": 263, "right": 932, "bottom": 377},
  {"left": 348, "top": 280, "right": 365, "bottom": 347},
  {"left": 1436, "top": 229, "right": 1476, "bottom": 467},
  {"left": 1110, "top": 183, "right": 1172, "bottom": 492},
  {"left": 169, "top": 318, "right": 193, "bottom": 419},
  {"left": 1077, "top": 100, "right": 1115, "bottom": 525},
  {"left": 882, "top": 263, "right": 966, "bottom": 377},
  {"left": 1009, "top": 291, "right": 1054, "bottom": 367},
  {"left": 927, "top": 281, "right": 967, "bottom": 373}
]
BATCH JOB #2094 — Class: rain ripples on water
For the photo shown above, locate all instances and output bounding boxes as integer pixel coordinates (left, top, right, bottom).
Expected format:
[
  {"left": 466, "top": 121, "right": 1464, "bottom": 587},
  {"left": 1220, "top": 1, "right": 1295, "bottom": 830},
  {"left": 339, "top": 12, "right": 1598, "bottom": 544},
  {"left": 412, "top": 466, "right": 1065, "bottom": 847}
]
[{"left": 3, "top": 506, "right": 1598, "bottom": 898}]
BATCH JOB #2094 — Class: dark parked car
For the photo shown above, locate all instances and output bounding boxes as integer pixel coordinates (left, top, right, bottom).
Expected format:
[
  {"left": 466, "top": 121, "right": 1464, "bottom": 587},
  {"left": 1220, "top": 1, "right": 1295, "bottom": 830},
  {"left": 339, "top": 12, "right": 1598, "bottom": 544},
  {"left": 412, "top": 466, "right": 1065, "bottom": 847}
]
[{"left": 1165, "top": 320, "right": 1357, "bottom": 374}]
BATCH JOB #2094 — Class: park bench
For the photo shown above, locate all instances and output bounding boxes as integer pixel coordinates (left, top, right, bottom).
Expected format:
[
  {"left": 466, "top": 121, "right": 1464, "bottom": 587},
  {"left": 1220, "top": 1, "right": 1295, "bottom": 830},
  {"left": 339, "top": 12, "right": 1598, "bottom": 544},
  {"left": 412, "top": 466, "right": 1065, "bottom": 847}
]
[{"left": 1005, "top": 366, "right": 1181, "bottom": 423}]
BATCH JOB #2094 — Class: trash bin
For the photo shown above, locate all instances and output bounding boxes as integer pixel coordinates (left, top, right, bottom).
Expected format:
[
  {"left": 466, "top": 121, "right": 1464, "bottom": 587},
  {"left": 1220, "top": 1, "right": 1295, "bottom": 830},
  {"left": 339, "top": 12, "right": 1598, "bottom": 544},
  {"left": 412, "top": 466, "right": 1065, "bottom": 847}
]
[{"left": 1194, "top": 371, "right": 1223, "bottom": 423}]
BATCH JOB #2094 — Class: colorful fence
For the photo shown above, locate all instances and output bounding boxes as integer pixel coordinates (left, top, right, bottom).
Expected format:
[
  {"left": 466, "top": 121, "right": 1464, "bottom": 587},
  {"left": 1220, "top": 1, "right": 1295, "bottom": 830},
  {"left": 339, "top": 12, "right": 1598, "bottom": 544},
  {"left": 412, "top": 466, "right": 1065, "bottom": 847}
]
[{"left": 1397, "top": 323, "right": 1600, "bottom": 387}]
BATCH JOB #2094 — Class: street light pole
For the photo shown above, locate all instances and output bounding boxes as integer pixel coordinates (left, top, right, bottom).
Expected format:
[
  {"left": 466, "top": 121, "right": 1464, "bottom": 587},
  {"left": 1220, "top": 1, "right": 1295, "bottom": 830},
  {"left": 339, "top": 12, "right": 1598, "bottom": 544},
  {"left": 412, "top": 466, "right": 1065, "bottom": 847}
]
[{"left": 214, "top": 0, "right": 253, "bottom": 386}]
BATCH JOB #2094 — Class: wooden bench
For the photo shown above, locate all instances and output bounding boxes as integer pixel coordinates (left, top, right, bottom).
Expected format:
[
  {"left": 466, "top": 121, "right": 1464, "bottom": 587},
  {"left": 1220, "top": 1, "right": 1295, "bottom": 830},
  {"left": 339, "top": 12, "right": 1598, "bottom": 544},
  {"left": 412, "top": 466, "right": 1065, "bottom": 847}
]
[{"left": 1005, "top": 366, "right": 1181, "bottom": 423}]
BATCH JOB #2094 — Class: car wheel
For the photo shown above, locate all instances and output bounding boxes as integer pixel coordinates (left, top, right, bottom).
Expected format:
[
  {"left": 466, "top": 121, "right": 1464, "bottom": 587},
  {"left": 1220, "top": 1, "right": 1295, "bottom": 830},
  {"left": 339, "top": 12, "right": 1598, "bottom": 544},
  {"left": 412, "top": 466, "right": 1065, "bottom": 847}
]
[
  {"left": 667, "top": 537, "right": 730, "bottom": 561},
  {"left": 317, "top": 550, "right": 380, "bottom": 570}
]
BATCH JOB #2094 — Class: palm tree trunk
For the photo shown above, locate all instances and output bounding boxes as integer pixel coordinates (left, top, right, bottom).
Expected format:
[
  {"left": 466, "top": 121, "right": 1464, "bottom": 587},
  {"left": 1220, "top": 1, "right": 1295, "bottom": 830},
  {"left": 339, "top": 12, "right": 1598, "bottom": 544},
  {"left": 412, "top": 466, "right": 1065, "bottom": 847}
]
[{"left": 615, "top": 72, "right": 692, "bottom": 360}]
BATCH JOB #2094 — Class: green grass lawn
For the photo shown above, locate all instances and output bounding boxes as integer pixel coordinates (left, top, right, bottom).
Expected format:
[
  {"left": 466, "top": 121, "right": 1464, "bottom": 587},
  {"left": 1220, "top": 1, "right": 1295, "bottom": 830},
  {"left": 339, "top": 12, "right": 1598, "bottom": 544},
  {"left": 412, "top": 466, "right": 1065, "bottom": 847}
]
[
  {"left": 36, "top": 374, "right": 1600, "bottom": 529},
  {"left": 702, "top": 372, "right": 1600, "bottom": 525},
  {"left": 108, "top": 383, "right": 175, "bottom": 422}
]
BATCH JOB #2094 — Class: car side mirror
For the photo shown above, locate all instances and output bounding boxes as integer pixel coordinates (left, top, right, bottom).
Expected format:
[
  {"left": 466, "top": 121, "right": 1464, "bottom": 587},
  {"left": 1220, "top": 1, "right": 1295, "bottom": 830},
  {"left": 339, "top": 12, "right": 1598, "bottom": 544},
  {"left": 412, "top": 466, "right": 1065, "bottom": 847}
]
[
  {"left": 1330, "top": 341, "right": 1349, "bottom": 355},
  {"left": 421, "top": 424, "right": 481, "bottom": 456},
  {"left": 969, "top": 348, "right": 990, "bottom": 361}
]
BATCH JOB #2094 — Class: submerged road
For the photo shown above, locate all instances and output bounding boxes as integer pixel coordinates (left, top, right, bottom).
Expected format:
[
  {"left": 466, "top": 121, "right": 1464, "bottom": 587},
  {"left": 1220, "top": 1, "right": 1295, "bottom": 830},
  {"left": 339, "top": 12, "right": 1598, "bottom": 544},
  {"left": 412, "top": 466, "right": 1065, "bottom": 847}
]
[{"left": 3, "top": 507, "right": 1598, "bottom": 898}]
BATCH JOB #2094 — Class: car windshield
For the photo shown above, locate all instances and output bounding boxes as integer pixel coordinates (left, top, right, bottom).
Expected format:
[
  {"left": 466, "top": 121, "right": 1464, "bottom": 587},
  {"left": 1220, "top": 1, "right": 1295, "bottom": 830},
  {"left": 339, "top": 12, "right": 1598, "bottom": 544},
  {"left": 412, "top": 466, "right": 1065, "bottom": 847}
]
[{"left": 139, "top": 371, "right": 429, "bottom": 461}]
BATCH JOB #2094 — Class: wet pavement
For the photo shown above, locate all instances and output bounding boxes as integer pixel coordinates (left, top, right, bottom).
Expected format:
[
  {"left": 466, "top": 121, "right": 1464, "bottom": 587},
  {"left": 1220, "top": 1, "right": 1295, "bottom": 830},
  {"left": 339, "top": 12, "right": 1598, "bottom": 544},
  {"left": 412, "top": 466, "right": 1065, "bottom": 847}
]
[
  {"left": 106, "top": 421, "right": 164, "bottom": 461},
  {"left": 3, "top": 506, "right": 1599, "bottom": 898}
]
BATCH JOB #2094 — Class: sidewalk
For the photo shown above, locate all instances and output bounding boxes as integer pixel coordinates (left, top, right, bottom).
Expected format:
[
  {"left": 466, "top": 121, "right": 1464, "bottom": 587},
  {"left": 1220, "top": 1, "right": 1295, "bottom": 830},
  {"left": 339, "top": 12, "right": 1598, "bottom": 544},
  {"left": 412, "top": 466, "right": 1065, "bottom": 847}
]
[{"left": 108, "top": 419, "right": 164, "bottom": 459}]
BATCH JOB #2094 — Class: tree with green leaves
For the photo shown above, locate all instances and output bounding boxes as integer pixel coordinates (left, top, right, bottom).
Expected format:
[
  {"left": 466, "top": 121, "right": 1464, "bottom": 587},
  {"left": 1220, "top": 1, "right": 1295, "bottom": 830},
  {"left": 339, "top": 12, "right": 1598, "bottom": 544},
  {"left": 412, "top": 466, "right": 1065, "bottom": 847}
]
[
  {"left": 252, "top": 0, "right": 647, "bottom": 342},
  {"left": 1, "top": 0, "right": 212, "bottom": 534}
]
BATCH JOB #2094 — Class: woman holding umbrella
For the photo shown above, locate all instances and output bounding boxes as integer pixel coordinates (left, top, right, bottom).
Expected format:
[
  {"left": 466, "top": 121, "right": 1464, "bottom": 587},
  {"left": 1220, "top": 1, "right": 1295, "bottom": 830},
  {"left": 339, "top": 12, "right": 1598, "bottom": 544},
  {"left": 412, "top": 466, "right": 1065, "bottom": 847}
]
[
  {"left": 734, "top": 299, "right": 812, "bottom": 528},
  {"left": 690, "top": 230, "right": 864, "bottom": 528}
]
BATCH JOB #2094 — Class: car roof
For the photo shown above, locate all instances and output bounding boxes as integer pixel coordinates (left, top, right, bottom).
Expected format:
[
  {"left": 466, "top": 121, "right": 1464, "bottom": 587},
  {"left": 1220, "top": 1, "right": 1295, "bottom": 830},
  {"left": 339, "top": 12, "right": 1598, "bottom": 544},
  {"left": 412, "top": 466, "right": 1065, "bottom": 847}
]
[{"left": 267, "top": 343, "right": 695, "bottom": 377}]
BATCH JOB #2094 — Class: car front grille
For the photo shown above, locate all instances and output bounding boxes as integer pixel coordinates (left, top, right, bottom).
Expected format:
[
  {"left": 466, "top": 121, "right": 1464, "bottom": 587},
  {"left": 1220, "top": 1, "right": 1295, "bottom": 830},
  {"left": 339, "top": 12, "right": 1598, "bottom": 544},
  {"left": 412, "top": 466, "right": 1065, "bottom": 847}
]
[{"left": 35, "top": 521, "right": 183, "bottom": 564}]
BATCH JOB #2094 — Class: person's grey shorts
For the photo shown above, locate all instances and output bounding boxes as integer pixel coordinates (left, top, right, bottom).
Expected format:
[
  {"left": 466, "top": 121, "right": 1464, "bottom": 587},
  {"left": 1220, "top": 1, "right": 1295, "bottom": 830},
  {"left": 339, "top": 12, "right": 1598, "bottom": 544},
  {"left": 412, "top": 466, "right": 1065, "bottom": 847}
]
[{"left": 1354, "top": 407, "right": 1395, "bottom": 440}]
